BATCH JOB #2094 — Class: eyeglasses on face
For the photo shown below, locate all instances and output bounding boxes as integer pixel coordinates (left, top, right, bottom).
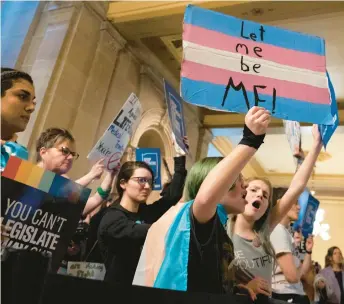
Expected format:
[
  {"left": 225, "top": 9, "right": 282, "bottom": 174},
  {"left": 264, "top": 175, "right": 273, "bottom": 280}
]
[
  {"left": 58, "top": 146, "right": 79, "bottom": 160},
  {"left": 130, "top": 177, "right": 154, "bottom": 188}
]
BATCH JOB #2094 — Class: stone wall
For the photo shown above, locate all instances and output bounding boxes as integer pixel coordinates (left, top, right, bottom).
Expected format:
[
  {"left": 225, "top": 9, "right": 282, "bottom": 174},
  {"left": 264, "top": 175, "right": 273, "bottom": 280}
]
[{"left": 11, "top": 1, "right": 210, "bottom": 197}]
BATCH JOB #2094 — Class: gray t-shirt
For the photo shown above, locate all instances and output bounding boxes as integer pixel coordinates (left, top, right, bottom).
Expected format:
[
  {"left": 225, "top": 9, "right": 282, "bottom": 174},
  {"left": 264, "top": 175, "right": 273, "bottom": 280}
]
[
  {"left": 232, "top": 233, "right": 273, "bottom": 286},
  {"left": 270, "top": 224, "right": 305, "bottom": 295}
]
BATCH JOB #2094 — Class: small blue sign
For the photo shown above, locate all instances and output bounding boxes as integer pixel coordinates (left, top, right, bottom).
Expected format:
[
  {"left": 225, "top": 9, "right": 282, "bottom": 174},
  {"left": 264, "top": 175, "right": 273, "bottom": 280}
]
[
  {"left": 136, "top": 148, "right": 162, "bottom": 191},
  {"left": 302, "top": 194, "right": 319, "bottom": 237},
  {"left": 164, "top": 80, "right": 187, "bottom": 153},
  {"left": 293, "top": 189, "right": 319, "bottom": 237}
]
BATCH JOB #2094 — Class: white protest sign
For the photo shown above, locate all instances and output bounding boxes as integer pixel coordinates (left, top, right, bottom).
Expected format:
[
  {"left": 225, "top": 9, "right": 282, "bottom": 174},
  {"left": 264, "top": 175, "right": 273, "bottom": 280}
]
[
  {"left": 87, "top": 93, "right": 142, "bottom": 171},
  {"left": 283, "top": 120, "right": 301, "bottom": 158},
  {"left": 67, "top": 262, "right": 106, "bottom": 281}
]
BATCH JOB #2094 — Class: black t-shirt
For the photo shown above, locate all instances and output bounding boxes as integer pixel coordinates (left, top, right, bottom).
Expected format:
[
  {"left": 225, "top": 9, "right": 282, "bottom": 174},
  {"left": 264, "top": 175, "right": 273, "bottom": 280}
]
[
  {"left": 97, "top": 205, "right": 150, "bottom": 285},
  {"left": 187, "top": 210, "right": 235, "bottom": 294},
  {"left": 334, "top": 271, "right": 344, "bottom": 304}
]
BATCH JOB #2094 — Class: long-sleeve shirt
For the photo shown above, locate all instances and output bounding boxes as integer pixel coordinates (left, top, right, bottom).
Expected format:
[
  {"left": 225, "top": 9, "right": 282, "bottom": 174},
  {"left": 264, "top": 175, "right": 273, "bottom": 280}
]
[{"left": 96, "top": 156, "right": 187, "bottom": 284}]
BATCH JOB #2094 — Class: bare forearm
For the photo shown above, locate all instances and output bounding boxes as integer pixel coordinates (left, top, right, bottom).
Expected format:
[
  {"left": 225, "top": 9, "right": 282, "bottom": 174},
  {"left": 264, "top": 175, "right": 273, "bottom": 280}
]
[
  {"left": 300, "top": 253, "right": 312, "bottom": 278},
  {"left": 289, "top": 143, "right": 322, "bottom": 193},
  {"left": 83, "top": 193, "right": 103, "bottom": 216},
  {"left": 271, "top": 143, "right": 322, "bottom": 229},
  {"left": 194, "top": 144, "right": 256, "bottom": 222},
  {"left": 82, "top": 172, "right": 114, "bottom": 216},
  {"left": 75, "top": 173, "right": 93, "bottom": 187}
]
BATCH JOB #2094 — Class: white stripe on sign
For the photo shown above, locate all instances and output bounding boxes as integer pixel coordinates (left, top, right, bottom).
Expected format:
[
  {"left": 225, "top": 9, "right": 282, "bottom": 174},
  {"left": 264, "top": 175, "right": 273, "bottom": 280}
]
[{"left": 183, "top": 41, "right": 328, "bottom": 89}]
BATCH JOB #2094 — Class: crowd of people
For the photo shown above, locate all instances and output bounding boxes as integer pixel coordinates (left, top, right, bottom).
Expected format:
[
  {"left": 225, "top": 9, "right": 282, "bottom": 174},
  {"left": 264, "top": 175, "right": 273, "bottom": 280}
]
[{"left": 1, "top": 67, "right": 343, "bottom": 304}]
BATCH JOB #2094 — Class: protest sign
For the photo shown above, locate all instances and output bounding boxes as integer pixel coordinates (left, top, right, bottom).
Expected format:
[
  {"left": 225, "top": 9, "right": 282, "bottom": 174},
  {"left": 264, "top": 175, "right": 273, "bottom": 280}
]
[
  {"left": 136, "top": 148, "right": 162, "bottom": 191},
  {"left": 181, "top": 5, "right": 337, "bottom": 138},
  {"left": 1, "top": 156, "right": 91, "bottom": 271},
  {"left": 67, "top": 262, "right": 105, "bottom": 281},
  {"left": 293, "top": 189, "right": 319, "bottom": 238},
  {"left": 88, "top": 93, "right": 142, "bottom": 171},
  {"left": 283, "top": 120, "right": 301, "bottom": 158},
  {"left": 319, "top": 72, "right": 338, "bottom": 148},
  {"left": 163, "top": 80, "right": 187, "bottom": 153}
]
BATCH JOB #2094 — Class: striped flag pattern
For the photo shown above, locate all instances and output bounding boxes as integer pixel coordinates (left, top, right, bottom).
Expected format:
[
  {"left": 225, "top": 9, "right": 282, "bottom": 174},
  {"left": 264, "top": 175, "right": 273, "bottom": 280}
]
[{"left": 181, "top": 5, "right": 335, "bottom": 126}]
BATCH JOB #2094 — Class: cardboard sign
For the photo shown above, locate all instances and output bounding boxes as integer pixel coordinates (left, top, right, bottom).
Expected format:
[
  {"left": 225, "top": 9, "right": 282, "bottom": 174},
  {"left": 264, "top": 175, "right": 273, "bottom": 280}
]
[
  {"left": 293, "top": 189, "right": 320, "bottom": 238},
  {"left": 136, "top": 148, "right": 162, "bottom": 191},
  {"left": 88, "top": 93, "right": 142, "bottom": 171},
  {"left": 67, "top": 262, "right": 105, "bottom": 281},
  {"left": 163, "top": 80, "right": 187, "bottom": 153},
  {"left": 319, "top": 72, "right": 338, "bottom": 148},
  {"left": 181, "top": 5, "right": 337, "bottom": 128},
  {"left": 1, "top": 156, "right": 91, "bottom": 271},
  {"left": 283, "top": 120, "right": 301, "bottom": 158}
]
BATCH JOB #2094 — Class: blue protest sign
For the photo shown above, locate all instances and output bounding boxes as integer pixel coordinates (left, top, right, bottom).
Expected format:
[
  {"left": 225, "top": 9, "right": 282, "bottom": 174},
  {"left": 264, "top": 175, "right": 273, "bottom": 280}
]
[
  {"left": 319, "top": 72, "right": 338, "bottom": 148},
  {"left": 293, "top": 189, "right": 319, "bottom": 238},
  {"left": 163, "top": 80, "right": 187, "bottom": 153},
  {"left": 181, "top": 5, "right": 337, "bottom": 142},
  {"left": 136, "top": 148, "right": 162, "bottom": 191},
  {"left": 302, "top": 194, "right": 319, "bottom": 237},
  {"left": 293, "top": 189, "right": 310, "bottom": 232}
]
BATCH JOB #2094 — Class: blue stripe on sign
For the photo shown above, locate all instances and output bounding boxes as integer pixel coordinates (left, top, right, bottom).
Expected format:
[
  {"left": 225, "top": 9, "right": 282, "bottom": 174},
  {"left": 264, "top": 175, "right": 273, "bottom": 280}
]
[
  {"left": 184, "top": 5, "right": 325, "bottom": 56},
  {"left": 181, "top": 77, "right": 333, "bottom": 125}
]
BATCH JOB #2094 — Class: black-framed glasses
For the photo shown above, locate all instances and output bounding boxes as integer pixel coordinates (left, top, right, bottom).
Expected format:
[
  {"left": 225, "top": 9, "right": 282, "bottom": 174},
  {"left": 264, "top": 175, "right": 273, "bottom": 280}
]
[
  {"left": 130, "top": 177, "right": 154, "bottom": 188},
  {"left": 59, "top": 146, "right": 79, "bottom": 160}
]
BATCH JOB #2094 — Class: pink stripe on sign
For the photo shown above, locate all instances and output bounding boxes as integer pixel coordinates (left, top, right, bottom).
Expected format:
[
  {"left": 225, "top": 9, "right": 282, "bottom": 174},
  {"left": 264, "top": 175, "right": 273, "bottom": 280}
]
[
  {"left": 183, "top": 24, "right": 326, "bottom": 73},
  {"left": 182, "top": 60, "right": 330, "bottom": 105}
]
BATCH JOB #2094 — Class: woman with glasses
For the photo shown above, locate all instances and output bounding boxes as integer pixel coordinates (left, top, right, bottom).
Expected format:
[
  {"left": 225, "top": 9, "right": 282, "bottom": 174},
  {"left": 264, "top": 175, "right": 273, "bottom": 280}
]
[
  {"left": 35, "top": 127, "right": 117, "bottom": 271},
  {"left": 35, "top": 127, "right": 115, "bottom": 216},
  {"left": 97, "top": 161, "right": 157, "bottom": 285}
]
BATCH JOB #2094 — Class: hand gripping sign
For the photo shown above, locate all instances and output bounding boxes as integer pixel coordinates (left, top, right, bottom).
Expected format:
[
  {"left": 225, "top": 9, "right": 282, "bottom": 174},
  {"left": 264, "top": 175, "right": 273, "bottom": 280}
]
[
  {"left": 88, "top": 93, "right": 142, "bottom": 171},
  {"left": 181, "top": 5, "right": 338, "bottom": 146}
]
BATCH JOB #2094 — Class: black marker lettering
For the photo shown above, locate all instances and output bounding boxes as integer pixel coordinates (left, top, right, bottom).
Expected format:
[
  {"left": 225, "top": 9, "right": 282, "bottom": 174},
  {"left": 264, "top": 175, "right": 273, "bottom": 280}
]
[
  {"left": 253, "top": 46, "right": 263, "bottom": 58},
  {"left": 240, "top": 21, "right": 250, "bottom": 40},
  {"left": 240, "top": 56, "right": 250, "bottom": 72},
  {"left": 236, "top": 43, "right": 249, "bottom": 55},
  {"left": 222, "top": 77, "right": 250, "bottom": 110},
  {"left": 253, "top": 85, "right": 267, "bottom": 106},
  {"left": 253, "top": 64, "right": 261, "bottom": 73},
  {"left": 259, "top": 25, "right": 266, "bottom": 41},
  {"left": 272, "top": 88, "right": 276, "bottom": 114},
  {"left": 250, "top": 32, "right": 257, "bottom": 41}
]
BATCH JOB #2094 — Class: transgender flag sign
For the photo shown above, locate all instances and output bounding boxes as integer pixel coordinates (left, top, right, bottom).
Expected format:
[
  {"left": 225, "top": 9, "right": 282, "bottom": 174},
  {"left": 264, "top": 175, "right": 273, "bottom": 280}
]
[{"left": 181, "top": 5, "right": 337, "bottom": 132}]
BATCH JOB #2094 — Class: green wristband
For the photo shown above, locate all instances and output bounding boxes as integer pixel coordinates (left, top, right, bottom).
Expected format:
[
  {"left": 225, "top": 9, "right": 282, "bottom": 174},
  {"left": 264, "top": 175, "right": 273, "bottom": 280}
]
[{"left": 97, "top": 187, "right": 110, "bottom": 199}]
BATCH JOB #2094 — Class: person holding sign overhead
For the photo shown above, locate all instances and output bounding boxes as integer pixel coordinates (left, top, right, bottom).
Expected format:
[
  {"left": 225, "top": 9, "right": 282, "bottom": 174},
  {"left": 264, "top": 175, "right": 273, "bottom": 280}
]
[
  {"left": 97, "top": 136, "right": 188, "bottom": 285},
  {"left": 228, "top": 125, "right": 322, "bottom": 303},
  {"left": 270, "top": 193, "right": 314, "bottom": 304},
  {"left": 133, "top": 106, "right": 270, "bottom": 299}
]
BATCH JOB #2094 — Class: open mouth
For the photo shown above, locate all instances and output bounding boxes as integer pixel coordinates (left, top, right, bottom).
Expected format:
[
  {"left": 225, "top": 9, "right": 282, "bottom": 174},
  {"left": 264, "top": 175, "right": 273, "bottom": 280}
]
[{"left": 252, "top": 201, "right": 261, "bottom": 210}]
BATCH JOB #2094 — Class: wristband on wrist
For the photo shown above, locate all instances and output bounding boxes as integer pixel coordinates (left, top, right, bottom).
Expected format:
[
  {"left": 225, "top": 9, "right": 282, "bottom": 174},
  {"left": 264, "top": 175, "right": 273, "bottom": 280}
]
[
  {"left": 306, "top": 250, "right": 312, "bottom": 254},
  {"left": 97, "top": 187, "right": 110, "bottom": 200},
  {"left": 238, "top": 125, "right": 266, "bottom": 150}
]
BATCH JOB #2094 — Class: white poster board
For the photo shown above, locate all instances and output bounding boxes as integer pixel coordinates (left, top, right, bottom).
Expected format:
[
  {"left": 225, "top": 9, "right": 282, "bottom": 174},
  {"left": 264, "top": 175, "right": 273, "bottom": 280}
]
[
  {"left": 88, "top": 93, "right": 142, "bottom": 171},
  {"left": 67, "top": 262, "right": 106, "bottom": 281}
]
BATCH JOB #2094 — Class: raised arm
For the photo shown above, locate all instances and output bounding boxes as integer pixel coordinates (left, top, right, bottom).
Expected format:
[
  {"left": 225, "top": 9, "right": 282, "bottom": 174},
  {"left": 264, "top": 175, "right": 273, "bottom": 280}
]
[
  {"left": 193, "top": 107, "right": 271, "bottom": 223},
  {"left": 270, "top": 125, "right": 322, "bottom": 231},
  {"left": 82, "top": 169, "right": 116, "bottom": 216}
]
